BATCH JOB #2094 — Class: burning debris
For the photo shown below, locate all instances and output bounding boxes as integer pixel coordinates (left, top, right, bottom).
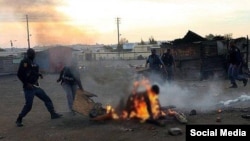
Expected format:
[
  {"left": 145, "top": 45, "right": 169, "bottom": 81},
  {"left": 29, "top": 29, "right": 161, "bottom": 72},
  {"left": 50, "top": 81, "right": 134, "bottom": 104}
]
[
  {"left": 73, "top": 78, "right": 187, "bottom": 125},
  {"left": 120, "top": 78, "right": 188, "bottom": 124},
  {"left": 73, "top": 89, "right": 119, "bottom": 121},
  {"left": 121, "top": 79, "right": 163, "bottom": 122}
]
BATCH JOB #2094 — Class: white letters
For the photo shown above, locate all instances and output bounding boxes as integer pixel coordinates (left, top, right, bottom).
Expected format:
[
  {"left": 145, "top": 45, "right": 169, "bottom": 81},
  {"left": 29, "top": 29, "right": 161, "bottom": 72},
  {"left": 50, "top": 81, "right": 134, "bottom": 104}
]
[
  {"left": 220, "top": 129, "right": 246, "bottom": 136},
  {"left": 190, "top": 128, "right": 247, "bottom": 137},
  {"left": 190, "top": 129, "right": 217, "bottom": 136}
]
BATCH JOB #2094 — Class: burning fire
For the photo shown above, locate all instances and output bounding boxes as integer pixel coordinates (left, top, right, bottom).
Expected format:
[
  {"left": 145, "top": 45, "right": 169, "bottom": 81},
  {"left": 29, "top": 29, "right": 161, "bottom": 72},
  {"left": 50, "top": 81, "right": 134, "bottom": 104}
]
[
  {"left": 95, "top": 78, "right": 185, "bottom": 123},
  {"left": 106, "top": 105, "right": 119, "bottom": 119},
  {"left": 120, "top": 78, "right": 164, "bottom": 122}
]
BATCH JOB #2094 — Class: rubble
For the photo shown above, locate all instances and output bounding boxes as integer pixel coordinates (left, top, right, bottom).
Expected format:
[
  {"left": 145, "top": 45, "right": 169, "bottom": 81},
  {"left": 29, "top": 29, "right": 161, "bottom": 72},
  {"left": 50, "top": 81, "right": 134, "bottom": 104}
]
[{"left": 168, "top": 127, "right": 182, "bottom": 136}]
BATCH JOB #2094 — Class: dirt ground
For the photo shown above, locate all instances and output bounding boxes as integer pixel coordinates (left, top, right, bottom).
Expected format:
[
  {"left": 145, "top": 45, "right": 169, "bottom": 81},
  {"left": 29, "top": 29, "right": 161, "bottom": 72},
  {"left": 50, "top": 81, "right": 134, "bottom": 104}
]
[{"left": 0, "top": 60, "right": 250, "bottom": 141}]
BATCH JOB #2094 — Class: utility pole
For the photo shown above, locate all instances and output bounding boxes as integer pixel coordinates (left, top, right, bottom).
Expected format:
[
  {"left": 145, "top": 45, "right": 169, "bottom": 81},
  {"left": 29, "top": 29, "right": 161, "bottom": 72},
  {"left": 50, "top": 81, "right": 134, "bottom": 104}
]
[
  {"left": 26, "top": 15, "right": 30, "bottom": 49},
  {"left": 116, "top": 17, "right": 120, "bottom": 47},
  {"left": 247, "top": 35, "right": 249, "bottom": 69}
]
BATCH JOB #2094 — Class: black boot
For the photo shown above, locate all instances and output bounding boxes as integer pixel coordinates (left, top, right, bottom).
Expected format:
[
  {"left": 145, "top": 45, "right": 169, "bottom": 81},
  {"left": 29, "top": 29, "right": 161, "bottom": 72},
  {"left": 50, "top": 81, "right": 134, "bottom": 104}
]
[
  {"left": 229, "top": 83, "right": 237, "bottom": 88},
  {"left": 15, "top": 116, "right": 23, "bottom": 127},
  {"left": 243, "top": 79, "right": 248, "bottom": 86},
  {"left": 51, "top": 112, "right": 63, "bottom": 119}
]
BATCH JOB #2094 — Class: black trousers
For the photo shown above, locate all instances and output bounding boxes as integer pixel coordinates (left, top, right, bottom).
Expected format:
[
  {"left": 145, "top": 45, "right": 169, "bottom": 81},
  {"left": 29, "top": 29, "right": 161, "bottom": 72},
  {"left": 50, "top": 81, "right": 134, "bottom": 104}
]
[{"left": 18, "top": 87, "right": 55, "bottom": 118}]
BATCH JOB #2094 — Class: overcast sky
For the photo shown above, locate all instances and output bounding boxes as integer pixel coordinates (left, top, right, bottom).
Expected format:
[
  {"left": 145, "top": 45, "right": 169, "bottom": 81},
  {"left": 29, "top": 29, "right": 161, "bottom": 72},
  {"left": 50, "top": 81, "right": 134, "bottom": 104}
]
[{"left": 0, "top": 0, "right": 250, "bottom": 48}]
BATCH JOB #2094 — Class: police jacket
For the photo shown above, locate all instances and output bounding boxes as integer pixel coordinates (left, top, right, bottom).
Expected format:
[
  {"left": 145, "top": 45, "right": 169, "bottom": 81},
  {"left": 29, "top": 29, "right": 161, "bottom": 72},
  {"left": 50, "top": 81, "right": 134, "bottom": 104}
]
[
  {"left": 161, "top": 53, "right": 174, "bottom": 67},
  {"left": 57, "top": 66, "right": 83, "bottom": 90},
  {"left": 146, "top": 54, "right": 164, "bottom": 70},
  {"left": 57, "top": 66, "right": 76, "bottom": 85},
  {"left": 229, "top": 46, "right": 243, "bottom": 65},
  {"left": 17, "top": 57, "right": 41, "bottom": 88}
]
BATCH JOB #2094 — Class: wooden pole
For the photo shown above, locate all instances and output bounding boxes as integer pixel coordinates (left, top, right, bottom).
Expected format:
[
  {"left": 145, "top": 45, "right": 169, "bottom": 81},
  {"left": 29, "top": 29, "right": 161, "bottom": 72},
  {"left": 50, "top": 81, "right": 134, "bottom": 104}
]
[
  {"left": 26, "top": 15, "right": 30, "bottom": 49},
  {"left": 246, "top": 35, "right": 249, "bottom": 69}
]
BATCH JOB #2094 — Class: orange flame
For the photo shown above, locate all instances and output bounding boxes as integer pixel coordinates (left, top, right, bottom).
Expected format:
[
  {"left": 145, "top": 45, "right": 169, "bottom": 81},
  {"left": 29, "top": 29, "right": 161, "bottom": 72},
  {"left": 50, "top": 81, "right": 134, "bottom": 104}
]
[
  {"left": 103, "top": 78, "right": 175, "bottom": 122},
  {"left": 121, "top": 78, "right": 163, "bottom": 122},
  {"left": 106, "top": 105, "right": 119, "bottom": 119}
]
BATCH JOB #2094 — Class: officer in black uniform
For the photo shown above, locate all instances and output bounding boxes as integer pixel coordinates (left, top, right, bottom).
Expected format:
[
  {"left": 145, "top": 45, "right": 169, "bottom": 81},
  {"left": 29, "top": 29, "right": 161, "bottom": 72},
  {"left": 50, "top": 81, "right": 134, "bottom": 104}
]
[
  {"left": 161, "top": 49, "right": 176, "bottom": 83},
  {"left": 15, "top": 48, "right": 62, "bottom": 127},
  {"left": 228, "top": 43, "right": 248, "bottom": 88}
]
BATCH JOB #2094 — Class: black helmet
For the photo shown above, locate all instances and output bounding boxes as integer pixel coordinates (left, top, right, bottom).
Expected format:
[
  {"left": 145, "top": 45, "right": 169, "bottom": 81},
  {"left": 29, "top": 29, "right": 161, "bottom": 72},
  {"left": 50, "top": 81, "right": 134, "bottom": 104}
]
[{"left": 26, "top": 48, "right": 35, "bottom": 60}]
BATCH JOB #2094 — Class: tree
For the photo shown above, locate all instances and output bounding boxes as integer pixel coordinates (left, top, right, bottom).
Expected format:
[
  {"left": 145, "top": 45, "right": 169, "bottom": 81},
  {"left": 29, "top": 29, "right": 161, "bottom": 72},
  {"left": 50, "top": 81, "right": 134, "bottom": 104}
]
[
  {"left": 116, "top": 37, "right": 128, "bottom": 52},
  {"left": 120, "top": 38, "right": 128, "bottom": 44},
  {"left": 224, "top": 33, "right": 233, "bottom": 40},
  {"left": 149, "top": 36, "right": 157, "bottom": 44},
  {"left": 205, "top": 34, "right": 215, "bottom": 40},
  {"left": 138, "top": 39, "right": 146, "bottom": 45},
  {"left": 205, "top": 33, "right": 233, "bottom": 40}
]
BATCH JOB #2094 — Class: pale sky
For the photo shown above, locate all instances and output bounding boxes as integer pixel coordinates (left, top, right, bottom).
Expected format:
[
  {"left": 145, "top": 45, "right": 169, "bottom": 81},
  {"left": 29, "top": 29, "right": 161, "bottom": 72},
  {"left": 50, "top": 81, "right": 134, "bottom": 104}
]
[{"left": 0, "top": 0, "right": 250, "bottom": 48}]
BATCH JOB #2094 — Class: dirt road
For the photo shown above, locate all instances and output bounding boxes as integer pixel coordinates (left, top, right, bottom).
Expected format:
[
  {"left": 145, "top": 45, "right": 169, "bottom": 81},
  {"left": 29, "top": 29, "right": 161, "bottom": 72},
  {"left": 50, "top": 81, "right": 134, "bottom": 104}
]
[{"left": 0, "top": 64, "right": 250, "bottom": 141}]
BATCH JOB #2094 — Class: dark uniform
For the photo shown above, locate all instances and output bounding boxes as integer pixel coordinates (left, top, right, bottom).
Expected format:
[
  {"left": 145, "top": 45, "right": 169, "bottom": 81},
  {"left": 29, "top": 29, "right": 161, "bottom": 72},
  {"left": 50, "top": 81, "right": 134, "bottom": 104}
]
[
  {"left": 57, "top": 65, "right": 84, "bottom": 113},
  {"left": 161, "top": 49, "right": 175, "bottom": 82},
  {"left": 16, "top": 48, "right": 62, "bottom": 127},
  {"left": 146, "top": 49, "right": 165, "bottom": 74},
  {"left": 228, "top": 44, "right": 248, "bottom": 88}
]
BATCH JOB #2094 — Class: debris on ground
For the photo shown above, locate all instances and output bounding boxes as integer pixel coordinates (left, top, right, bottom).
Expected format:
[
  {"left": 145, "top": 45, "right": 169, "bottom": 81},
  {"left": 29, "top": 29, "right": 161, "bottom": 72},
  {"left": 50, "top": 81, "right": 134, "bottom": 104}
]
[
  {"left": 168, "top": 127, "right": 182, "bottom": 136},
  {"left": 241, "top": 114, "right": 250, "bottom": 119}
]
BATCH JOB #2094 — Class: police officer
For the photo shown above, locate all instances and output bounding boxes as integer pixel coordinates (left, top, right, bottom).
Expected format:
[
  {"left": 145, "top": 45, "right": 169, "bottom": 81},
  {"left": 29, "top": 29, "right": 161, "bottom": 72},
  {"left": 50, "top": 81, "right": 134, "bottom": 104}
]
[
  {"left": 161, "top": 49, "right": 176, "bottom": 83},
  {"left": 145, "top": 49, "right": 165, "bottom": 73},
  {"left": 16, "top": 48, "right": 62, "bottom": 127},
  {"left": 228, "top": 43, "right": 248, "bottom": 88},
  {"left": 57, "top": 61, "right": 84, "bottom": 115}
]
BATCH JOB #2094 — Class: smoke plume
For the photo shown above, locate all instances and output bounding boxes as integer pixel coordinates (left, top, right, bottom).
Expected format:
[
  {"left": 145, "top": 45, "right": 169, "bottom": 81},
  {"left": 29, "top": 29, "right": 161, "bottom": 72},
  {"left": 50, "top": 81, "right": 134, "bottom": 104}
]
[{"left": 0, "top": 0, "right": 96, "bottom": 46}]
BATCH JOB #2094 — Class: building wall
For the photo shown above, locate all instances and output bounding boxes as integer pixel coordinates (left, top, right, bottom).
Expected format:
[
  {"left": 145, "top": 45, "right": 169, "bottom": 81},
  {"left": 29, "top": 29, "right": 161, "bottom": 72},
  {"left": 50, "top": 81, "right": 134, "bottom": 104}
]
[
  {"left": 35, "top": 46, "right": 73, "bottom": 73},
  {"left": 0, "top": 56, "right": 21, "bottom": 74}
]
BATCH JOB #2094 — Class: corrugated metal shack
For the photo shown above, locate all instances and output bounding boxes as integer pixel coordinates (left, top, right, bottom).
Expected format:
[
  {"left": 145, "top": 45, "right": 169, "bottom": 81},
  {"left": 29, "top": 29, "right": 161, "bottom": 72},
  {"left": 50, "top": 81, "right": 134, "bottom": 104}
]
[
  {"left": 35, "top": 46, "right": 73, "bottom": 73},
  {"left": 161, "top": 30, "right": 241, "bottom": 80},
  {"left": 200, "top": 40, "right": 228, "bottom": 80}
]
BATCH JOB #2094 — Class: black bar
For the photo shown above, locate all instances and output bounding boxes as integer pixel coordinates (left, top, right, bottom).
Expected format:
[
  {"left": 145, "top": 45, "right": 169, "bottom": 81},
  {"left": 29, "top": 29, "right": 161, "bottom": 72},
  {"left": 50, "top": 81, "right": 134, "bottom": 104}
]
[{"left": 186, "top": 124, "right": 250, "bottom": 141}]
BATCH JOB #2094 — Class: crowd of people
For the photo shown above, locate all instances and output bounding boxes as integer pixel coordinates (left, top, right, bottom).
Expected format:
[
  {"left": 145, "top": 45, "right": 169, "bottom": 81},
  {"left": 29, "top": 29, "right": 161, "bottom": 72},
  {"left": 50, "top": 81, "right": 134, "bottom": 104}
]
[{"left": 145, "top": 45, "right": 248, "bottom": 88}]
